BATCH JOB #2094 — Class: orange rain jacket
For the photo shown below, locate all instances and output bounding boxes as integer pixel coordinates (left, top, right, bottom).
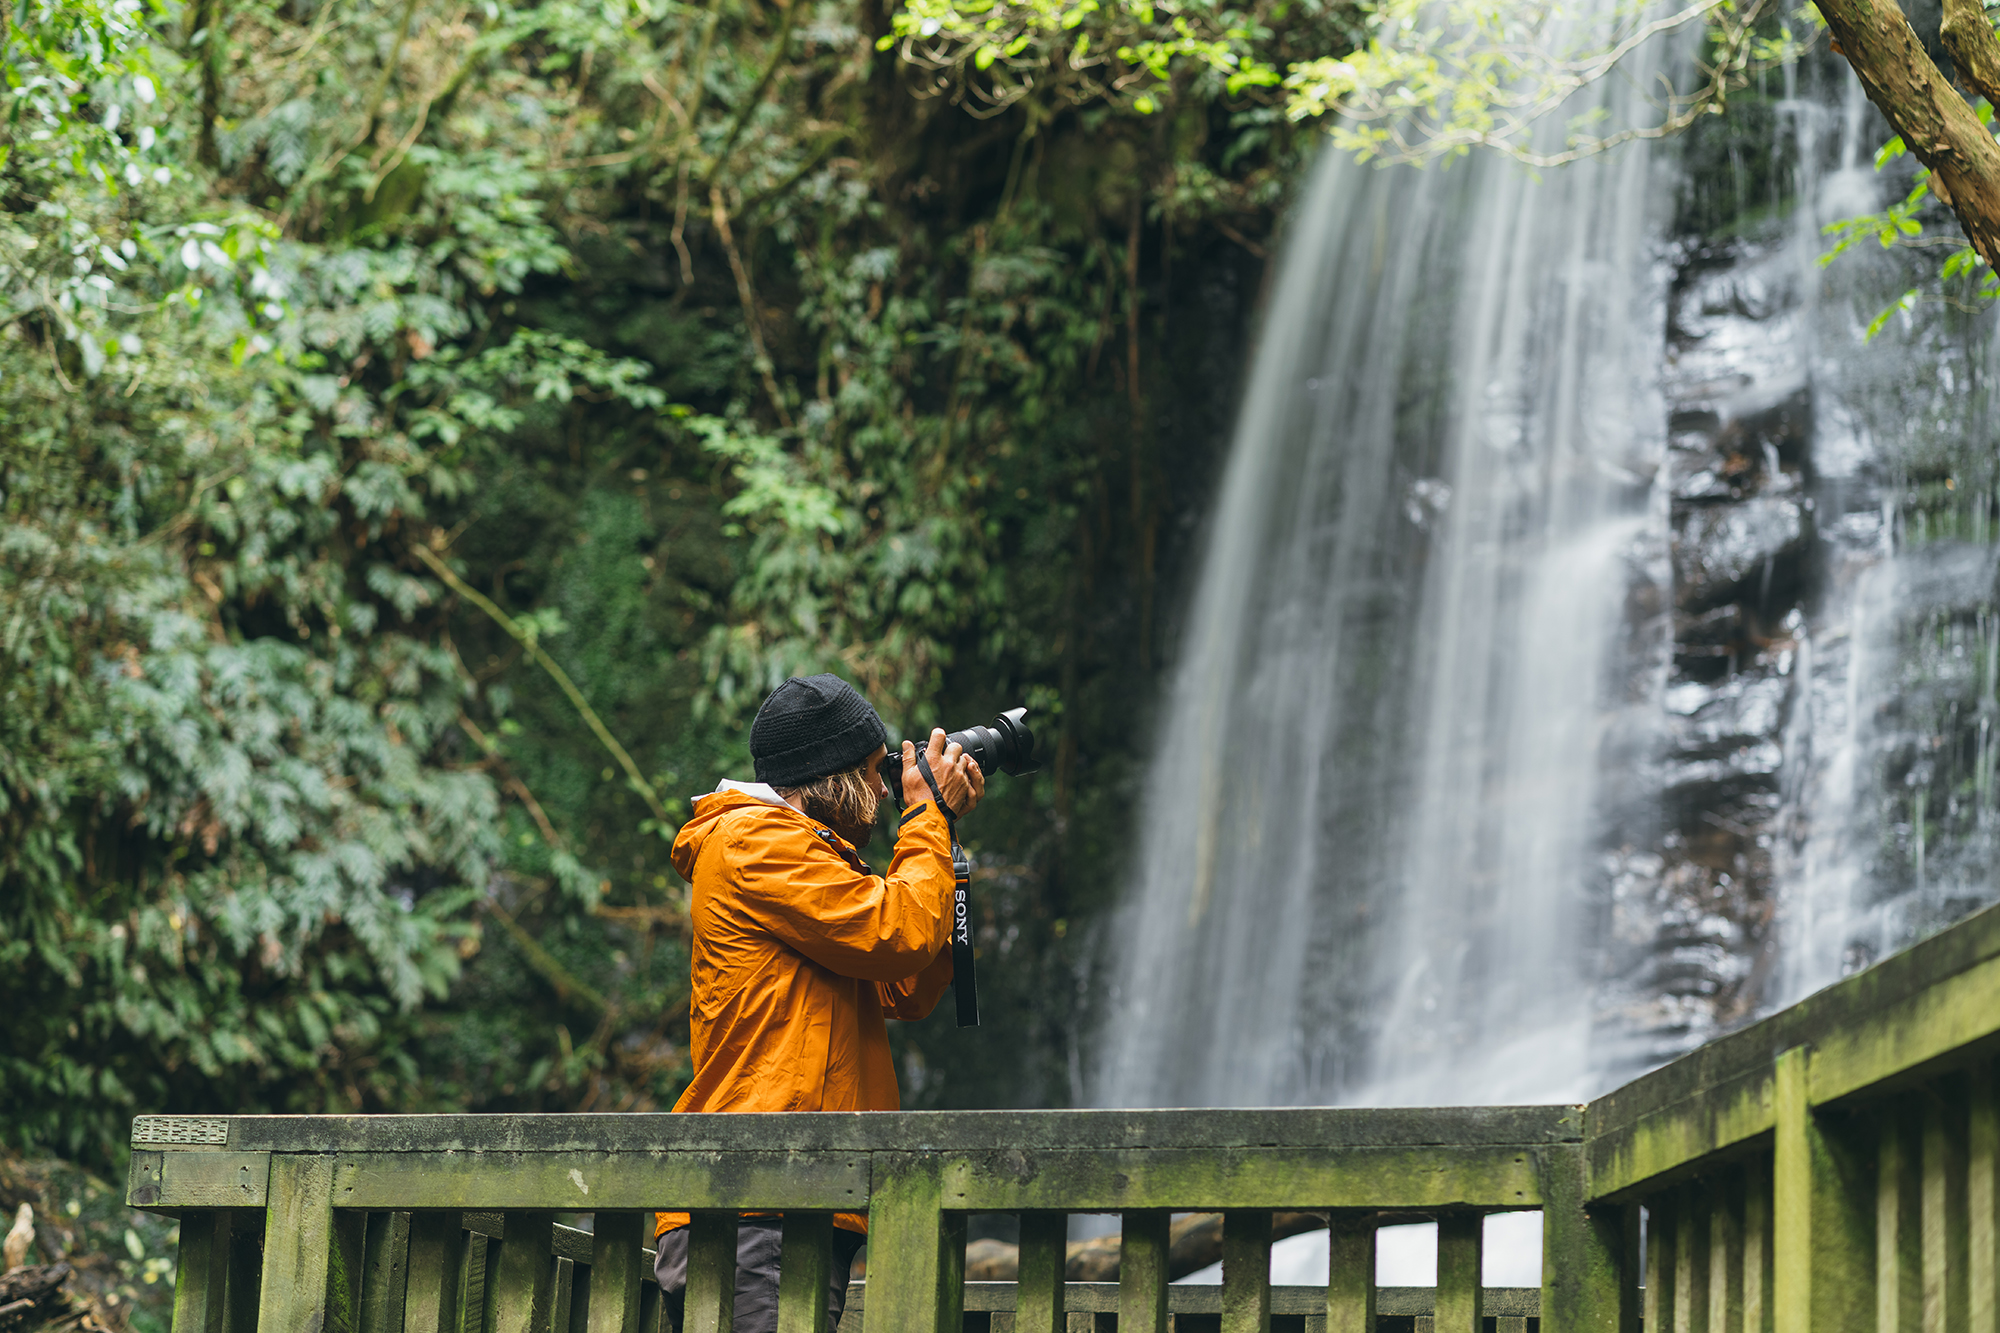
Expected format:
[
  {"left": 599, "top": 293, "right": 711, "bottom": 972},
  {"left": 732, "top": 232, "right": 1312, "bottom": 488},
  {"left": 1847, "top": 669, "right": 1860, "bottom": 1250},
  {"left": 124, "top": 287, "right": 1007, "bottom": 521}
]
[{"left": 656, "top": 781, "right": 957, "bottom": 1238}]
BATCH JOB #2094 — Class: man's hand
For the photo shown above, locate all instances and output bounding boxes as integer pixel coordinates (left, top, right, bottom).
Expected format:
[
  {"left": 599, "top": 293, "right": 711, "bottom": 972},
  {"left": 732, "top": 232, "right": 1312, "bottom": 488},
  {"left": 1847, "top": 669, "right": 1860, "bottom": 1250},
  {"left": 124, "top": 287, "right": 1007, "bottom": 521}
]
[{"left": 898, "top": 728, "right": 985, "bottom": 818}]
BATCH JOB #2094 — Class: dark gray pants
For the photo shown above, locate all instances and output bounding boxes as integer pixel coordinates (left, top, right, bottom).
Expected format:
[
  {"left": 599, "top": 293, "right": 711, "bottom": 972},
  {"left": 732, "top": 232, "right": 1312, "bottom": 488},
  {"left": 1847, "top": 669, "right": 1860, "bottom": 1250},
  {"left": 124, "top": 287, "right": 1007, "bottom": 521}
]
[{"left": 655, "top": 1220, "right": 866, "bottom": 1333}]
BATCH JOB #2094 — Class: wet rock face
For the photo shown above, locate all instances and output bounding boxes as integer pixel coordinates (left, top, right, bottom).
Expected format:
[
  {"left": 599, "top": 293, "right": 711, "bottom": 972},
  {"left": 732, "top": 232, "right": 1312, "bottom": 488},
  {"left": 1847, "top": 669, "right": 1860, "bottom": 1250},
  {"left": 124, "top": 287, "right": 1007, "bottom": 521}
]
[{"left": 1600, "top": 67, "right": 2000, "bottom": 1076}]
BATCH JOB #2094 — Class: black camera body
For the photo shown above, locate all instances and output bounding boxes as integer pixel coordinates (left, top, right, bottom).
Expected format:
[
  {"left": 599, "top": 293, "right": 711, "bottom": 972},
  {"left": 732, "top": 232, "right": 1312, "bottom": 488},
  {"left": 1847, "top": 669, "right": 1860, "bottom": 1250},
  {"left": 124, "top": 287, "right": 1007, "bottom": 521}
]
[{"left": 881, "top": 706, "right": 1038, "bottom": 797}]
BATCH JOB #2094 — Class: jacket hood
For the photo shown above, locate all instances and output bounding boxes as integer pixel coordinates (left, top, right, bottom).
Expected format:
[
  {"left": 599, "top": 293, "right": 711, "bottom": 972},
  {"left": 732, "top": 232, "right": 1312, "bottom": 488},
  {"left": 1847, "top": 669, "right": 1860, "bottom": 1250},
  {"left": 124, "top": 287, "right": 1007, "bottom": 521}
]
[{"left": 670, "top": 781, "right": 807, "bottom": 880}]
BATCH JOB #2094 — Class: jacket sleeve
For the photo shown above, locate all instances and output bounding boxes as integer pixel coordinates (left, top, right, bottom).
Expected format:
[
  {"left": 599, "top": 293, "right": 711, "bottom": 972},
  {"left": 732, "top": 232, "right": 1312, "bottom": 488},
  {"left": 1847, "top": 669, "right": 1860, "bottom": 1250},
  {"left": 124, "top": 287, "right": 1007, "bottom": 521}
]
[
  {"left": 730, "top": 803, "right": 956, "bottom": 983},
  {"left": 878, "top": 939, "right": 954, "bottom": 1020}
]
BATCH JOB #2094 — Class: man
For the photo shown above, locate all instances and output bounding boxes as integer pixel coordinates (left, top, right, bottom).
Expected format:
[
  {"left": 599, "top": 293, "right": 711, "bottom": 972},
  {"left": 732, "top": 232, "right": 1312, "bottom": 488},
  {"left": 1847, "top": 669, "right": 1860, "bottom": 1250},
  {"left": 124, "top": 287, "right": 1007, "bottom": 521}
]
[{"left": 654, "top": 673, "right": 984, "bottom": 1331}]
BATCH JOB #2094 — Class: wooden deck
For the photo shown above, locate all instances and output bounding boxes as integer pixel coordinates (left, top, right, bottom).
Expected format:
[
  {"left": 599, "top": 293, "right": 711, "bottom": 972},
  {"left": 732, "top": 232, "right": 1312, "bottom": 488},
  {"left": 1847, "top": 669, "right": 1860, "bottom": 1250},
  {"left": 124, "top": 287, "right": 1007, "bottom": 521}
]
[{"left": 129, "top": 900, "right": 2000, "bottom": 1332}]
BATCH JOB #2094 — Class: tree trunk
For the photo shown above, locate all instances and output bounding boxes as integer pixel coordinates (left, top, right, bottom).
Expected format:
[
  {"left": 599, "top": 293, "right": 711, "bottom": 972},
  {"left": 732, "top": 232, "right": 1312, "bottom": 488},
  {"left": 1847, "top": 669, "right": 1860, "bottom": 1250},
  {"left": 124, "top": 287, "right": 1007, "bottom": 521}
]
[{"left": 1814, "top": 0, "right": 2000, "bottom": 269}]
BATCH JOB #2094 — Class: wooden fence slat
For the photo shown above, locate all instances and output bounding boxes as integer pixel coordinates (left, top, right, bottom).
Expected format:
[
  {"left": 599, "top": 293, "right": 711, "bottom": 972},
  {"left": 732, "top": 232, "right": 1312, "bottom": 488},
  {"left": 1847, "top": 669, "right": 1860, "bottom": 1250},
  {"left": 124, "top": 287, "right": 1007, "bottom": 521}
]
[
  {"left": 1742, "top": 1156, "right": 1772, "bottom": 1333},
  {"left": 1772, "top": 1047, "right": 1873, "bottom": 1333},
  {"left": 464, "top": 1232, "right": 495, "bottom": 1333},
  {"left": 1881, "top": 1103, "right": 1923, "bottom": 1333},
  {"left": 1435, "top": 1212, "right": 1482, "bottom": 1333},
  {"left": 484, "top": 1211, "right": 554, "bottom": 1333},
  {"left": 684, "top": 1212, "right": 739, "bottom": 1333},
  {"left": 1645, "top": 1194, "right": 1676, "bottom": 1333},
  {"left": 1708, "top": 1178, "right": 1742, "bottom": 1333},
  {"left": 1119, "top": 1211, "right": 1171, "bottom": 1333},
  {"left": 551, "top": 1257, "right": 574, "bottom": 1333},
  {"left": 1674, "top": 1182, "right": 1709, "bottom": 1333},
  {"left": 359, "top": 1211, "right": 412, "bottom": 1333},
  {"left": 1013, "top": 1212, "right": 1065, "bottom": 1333},
  {"left": 1221, "top": 1210, "right": 1272, "bottom": 1333},
  {"left": 172, "top": 1209, "right": 231, "bottom": 1333},
  {"left": 1972, "top": 1062, "right": 1999, "bottom": 1333},
  {"left": 404, "top": 1213, "right": 465, "bottom": 1333},
  {"left": 1324, "top": 1216, "right": 1375, "bottom": 1333},
  {"left": 259, "top": 1155, "right": 341, "bottom": 1333},
  {"left": 585, "top": 1213, "right": 646, "bottom": 1333},
  {"left": 223, "top": 1211, "right": 262, "bottom": 1333},
  {"left": 775, "top": 1213, "right": 833, "bottom": 1333},
  {"left": 1923, "top": 1089, "right": 1971, "bottom": 1333},
  {"left": 862, "top": 1157, "right": 962, "bottom": 1333}
]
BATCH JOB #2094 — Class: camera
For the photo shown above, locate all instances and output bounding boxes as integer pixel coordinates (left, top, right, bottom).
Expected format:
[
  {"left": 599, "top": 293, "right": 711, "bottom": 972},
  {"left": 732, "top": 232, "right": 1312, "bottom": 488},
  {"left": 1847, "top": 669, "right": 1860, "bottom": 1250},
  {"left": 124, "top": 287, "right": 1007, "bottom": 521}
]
[{"left": 882, "top": 706, "right": 1038, "bottom": 797}]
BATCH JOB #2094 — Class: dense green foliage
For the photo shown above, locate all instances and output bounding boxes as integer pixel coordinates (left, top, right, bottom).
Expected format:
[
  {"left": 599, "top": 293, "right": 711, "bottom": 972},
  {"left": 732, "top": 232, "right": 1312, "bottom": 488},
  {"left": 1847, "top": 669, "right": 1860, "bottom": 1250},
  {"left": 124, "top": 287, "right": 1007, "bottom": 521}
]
[{"left": 1, "top": 0, "right": 1345, "bottom": 1168}]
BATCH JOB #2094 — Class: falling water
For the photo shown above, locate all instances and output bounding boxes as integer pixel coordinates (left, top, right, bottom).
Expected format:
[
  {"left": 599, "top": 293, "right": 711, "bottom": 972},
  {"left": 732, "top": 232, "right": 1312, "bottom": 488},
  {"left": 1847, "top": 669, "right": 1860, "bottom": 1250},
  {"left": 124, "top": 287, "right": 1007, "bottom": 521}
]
[
  {"left": 1094, "top": 15, "right": 2000, "bottom": 1114},
  {"left": 1092, "top": 24, "right": 1680, "bottom": 1110}
]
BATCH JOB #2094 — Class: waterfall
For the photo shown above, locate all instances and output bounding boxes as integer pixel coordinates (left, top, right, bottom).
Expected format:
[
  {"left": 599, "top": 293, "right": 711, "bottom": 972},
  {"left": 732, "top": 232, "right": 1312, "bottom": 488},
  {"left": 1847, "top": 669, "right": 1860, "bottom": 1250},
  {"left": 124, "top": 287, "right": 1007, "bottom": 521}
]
[{"left": 1092, "top": 32, "right": 1679, "bottom": 1110}]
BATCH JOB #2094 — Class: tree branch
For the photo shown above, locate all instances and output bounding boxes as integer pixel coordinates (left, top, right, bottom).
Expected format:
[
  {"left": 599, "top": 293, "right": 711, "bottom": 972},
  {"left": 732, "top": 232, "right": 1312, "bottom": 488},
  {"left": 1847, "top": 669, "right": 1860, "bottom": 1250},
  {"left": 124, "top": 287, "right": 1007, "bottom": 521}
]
[
  {"left": 412, "top": 542, "right": 672, "bottom": 826},
  {"left": 1816, "top": 0, "right": 2000, "bottom": 270},
  {"left": 1941, "top": 0, "right": 2000, "bottom": 109}
]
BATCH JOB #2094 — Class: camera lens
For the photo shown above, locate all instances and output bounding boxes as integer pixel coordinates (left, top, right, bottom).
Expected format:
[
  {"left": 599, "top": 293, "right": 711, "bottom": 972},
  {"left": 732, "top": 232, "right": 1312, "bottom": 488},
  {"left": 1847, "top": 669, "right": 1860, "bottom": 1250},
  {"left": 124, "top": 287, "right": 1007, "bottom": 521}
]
[{"left": 946, "top": 707, "right": 1037, "bottom": 778}]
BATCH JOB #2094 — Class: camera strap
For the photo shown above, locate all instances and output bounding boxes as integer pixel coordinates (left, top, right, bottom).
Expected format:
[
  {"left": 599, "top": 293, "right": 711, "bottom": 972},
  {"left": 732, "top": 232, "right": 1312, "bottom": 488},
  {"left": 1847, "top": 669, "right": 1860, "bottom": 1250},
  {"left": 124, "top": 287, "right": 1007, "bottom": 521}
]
[{"left": 914, "top": 748, "right": 979, "bottom": 1028}]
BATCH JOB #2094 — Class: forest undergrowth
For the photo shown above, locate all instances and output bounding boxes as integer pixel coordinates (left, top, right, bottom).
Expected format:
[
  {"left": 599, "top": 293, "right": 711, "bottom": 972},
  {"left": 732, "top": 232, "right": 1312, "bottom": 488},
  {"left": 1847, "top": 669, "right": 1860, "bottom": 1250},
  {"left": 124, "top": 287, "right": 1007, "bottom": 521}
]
[{"left": 1, "top": 0, "right": 1361, "bottom": 1170}]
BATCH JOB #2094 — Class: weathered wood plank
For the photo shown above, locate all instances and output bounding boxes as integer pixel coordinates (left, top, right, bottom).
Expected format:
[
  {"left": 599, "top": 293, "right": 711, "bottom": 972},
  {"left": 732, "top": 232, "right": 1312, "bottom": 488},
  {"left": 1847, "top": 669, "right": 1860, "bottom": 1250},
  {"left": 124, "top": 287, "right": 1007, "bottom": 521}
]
[
  {"left": 171, "top": 1209, "right": 231, "bottom": 1333},
  {"left": 1707, "top": 1176, "right": 1742, "bottom": 1333},
  {"left": 775, "top": 1212, "right": 833, "bottom": 1333},
  {"left": 863, "top": 1156, "right": 962, "bottom": 1333},
  {"left": 358, "top": 1211, "right": 410, "bottom": 1333},
  {"left": 330, "top": 1152, "right": 867, "bottom": 1212},
  {"left": 484, "top": 1211, "right": 554, "bottom": 1333},
  {"left": 1014, "top": 1212, "right": 1065, "bottom": 1333},
  {"left": 1434, "top": 1213, "right": 1482, "bottom": 1333},
  {"left": 1772, "top": 1049, "right": 1873, "bottom": 1333},
  {"left": 401, "top": 1211, "right": 463, "bottom": 1333},
  {"left": 1972, "top": 1063, "right": 1999, "bottom": 1333},
  {"left": 939, "top": 1146, "right": 1543, "bottom": 1212},
  {"left": 1809, "top": 955, "right": 2000, "bottom": 1110},
  {"left": 259, "top": 1154, "right": 340, "bottom": 1333},
  {"left": 1536, "top": 1141, "right": 1625, "bottom": 1333},
  {"left": 133, "top": 1152, "right": 273, "bottom": 1210},
  {"left": 1743, "top": 1155, "right": 1772, "bottom": 1333},
  {"left": 1221, "top": 1210, "right": 1271, "bottom": 1333},
  {"left": 201, "top": 1106, "right": 1582, "bottom": 1156},
  {"left": 1673, "top": 1181, "right": 1709, "bottom": 1333},
  {"left": 223, "top": 1212, "right": 262, "bottom": 1333},
  {"left": 585, "top": 1213, "right": 645, "bottom": 1333},
  {"left": 551, "top": 1257, "right": 575, "bottom": 1333},
  {"left": 684, "top": 1212, "right": 739, "bottom": 1333},
  {"left": 1880, "top": 1103, "right": 1922, "bottom": 1333},
  {"left": 1645, "top": 1192, "right": 1676, "bottom": 1333},
  {"left": 1922, "top": 1089, "right": 1970, "bottom": 1333},
  {"left": 1324, "top": 1217, "right": 1374, "bottom": 1333},
  {"left": 1119, "top": 1211, "right": 1170, "bottom": 1333}
]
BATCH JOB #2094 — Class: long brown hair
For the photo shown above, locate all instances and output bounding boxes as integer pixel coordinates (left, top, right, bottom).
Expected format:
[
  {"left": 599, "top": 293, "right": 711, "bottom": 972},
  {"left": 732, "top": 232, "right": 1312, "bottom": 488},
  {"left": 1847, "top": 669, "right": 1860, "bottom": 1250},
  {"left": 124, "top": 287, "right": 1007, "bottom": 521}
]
[{"left": 779, "top": 762, "right": 880, "bottom": 844}]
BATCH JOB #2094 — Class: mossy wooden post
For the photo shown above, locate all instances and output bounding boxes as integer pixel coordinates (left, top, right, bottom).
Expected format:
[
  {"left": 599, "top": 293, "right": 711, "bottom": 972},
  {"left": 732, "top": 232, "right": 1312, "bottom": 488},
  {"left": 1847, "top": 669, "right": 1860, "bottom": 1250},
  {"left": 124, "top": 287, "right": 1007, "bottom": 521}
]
[
  {"left": 1538, "top": 1143, "right": 1626, "bottom": 1333},
  {"left": 358, "top": 1211, "right": 411, "bottom": 1333},
  {"left": 1879, "top": 1101, "right": 1922, "bottom": 1333},
  {"left": 485, "top": 1210, "right": 555, "bottom": 1333},
  {"left": 1707, "top": 1174, "right": 1743, "bottom": 1333},
  {"left": 402, "top": 1213, "right": 463, "bottom": 1333},
  {"left": 1773, "top": 1046, "right": 1873, "bottom": 1333},
  {"left": 685, "top": 1212, "right": 740, "bottom": 1333},
  {"left": 1673, "top": 1181, "right": 1710, "bottom": 1332},
  {"left": 1014, "top": 1211, "right": 1066, "bottom": 1333},
  {"left": 1972, "top": 1061, "right": 1999, "bottom": 1333},
  {"left": 173, "top": 1208, "right": 232, "bottom": 1333},
  {"left": 1743, "top": 1155, "right": 1773, "bottom": 1333},
  {"left": 1435, "top": 1212, "right": 1482, "bottom": 1333},
  {"left": 260, "top": 1154, "right": 346, "bottom": 1333},
  {"left": 1221, "top": 1210, "right": 1272, "bottom": 1333},
  {"left": 587, "top": 1213, "right": 646, "bottom": 1333},
  {"left": 775, "top": 1213, "right": 833, "bottom": 1333},
  {"left": 1921, "top": 1087, "right": 1969, "bottom": 1331},
  {"left": 863, "top": 1157, "right": 963, "bottom": 1333},
  {"left": 1120, "top": 1211, "right": 1171, "bottom": 1333},
  {"left": 1325, "top": 1215, "right": 1375, "bottom": 1333},
  {"left": 1642, "top": 1192, "right": 1675, "bottom": 1333}
]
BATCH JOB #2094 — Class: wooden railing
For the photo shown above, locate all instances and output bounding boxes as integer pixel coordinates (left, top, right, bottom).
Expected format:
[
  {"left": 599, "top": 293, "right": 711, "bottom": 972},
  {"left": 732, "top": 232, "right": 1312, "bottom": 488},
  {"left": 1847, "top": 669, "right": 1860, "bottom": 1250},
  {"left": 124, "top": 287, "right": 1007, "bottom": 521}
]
[{"left": 129, "top": 900, "right": 2000, "bottom": 1333}]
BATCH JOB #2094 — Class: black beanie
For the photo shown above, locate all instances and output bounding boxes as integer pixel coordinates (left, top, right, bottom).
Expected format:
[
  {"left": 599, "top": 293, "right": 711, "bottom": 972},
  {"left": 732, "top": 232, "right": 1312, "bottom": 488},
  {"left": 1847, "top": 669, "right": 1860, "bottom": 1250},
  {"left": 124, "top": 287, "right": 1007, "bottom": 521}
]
[{"left": 750, "top": 674, "right": 889, "bottom": 789}]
